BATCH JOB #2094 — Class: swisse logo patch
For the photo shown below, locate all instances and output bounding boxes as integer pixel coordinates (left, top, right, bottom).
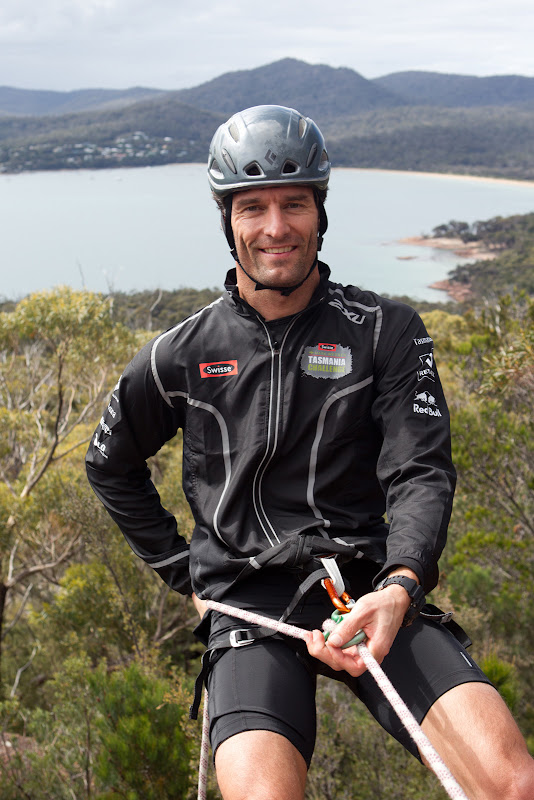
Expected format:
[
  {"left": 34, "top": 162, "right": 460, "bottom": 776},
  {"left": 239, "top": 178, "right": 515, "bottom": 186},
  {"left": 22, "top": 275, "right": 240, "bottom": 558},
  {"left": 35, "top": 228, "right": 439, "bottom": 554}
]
[
  {"left": 301, "top": 343, "right": 352, "bottom": 380},
  {"left": 199, "top": 360, "right": 238, "bottom": 378}
]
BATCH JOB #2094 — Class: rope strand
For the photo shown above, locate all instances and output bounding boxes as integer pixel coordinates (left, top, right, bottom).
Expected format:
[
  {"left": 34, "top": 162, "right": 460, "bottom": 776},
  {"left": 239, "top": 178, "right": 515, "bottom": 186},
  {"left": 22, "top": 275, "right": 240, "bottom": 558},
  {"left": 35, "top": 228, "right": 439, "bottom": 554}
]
[{"left": 199, "top": 599, "right": 470, "bottom": 800}]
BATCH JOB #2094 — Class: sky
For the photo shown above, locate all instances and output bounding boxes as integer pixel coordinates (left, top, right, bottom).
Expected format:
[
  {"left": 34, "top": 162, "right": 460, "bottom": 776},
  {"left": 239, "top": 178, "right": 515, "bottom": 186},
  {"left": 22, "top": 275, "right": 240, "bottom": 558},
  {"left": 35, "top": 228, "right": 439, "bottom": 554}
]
[{"left": 1, "top": 0, "right": 533, "bottom": 92}]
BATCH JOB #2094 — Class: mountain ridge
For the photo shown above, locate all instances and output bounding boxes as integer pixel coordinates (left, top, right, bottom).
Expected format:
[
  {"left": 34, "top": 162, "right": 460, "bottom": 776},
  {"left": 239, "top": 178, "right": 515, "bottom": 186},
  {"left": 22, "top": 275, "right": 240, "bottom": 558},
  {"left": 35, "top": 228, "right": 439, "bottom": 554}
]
[
  {"left": 1, "top": 59, "right": 533, "bottom": 179},
  {"left": 3, "top": 59, "right": 534, "bottom": 117},
  {"left": 0, "top": 86, "right": 166, "bottom": 117}
]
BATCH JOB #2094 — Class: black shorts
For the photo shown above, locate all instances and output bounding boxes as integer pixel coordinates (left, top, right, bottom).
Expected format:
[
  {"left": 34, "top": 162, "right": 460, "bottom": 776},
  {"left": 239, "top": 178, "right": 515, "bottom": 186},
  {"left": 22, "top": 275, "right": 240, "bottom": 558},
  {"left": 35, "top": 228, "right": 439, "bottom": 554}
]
[{"left": 201, "top": 563, "right": 491, "bottom": 766}]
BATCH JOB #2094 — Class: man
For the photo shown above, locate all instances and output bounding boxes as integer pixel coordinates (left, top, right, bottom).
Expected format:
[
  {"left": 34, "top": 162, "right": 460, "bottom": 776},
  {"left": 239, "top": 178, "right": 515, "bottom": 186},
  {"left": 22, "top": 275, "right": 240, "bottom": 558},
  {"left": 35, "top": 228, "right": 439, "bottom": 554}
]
[{"left": 86, "top": 105, "right": 534, "bottom": 800}]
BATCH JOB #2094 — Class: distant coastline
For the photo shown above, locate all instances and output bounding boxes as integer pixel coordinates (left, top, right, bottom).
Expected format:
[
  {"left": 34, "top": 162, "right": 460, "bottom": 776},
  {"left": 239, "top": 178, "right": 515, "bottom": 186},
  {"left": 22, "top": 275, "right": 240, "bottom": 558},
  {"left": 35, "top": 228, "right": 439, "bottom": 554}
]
[
  {"left": 338, "top": 167, "right": 534, "bottom": 188},
  {"left": 3, "top": 164, "right": 533, "bottom": 302},
  {"left": 399, "top": 234, "right": 499, "bottom": 302}
]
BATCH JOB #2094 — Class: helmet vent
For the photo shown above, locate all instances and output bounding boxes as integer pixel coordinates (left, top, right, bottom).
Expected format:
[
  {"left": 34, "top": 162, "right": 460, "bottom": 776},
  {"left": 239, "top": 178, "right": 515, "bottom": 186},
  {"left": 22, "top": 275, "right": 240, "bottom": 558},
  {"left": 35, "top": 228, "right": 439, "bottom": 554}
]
[
  {"left": 222, "top": 148, "right": 237, "bottom": 174},
  {"left": 306, "top": 143, "right": 318, "bottom": 167},
  {"left": 282, "top": 160, "right": 298, "bottom": 174},
  {"left": 319, "top": 149, "right": 329, "bottom": 170},
  {"left": 209, "top": 158, "right": 224, "bottom": 179},
  {"left": 228, "top": 122, "right": 240, "bottom": 143},
  {"left": 244, "top": 162, "right": 265, "bottom": 177},
  {"left": 298, "top": 116, "right": 307, "bottom": 138}
]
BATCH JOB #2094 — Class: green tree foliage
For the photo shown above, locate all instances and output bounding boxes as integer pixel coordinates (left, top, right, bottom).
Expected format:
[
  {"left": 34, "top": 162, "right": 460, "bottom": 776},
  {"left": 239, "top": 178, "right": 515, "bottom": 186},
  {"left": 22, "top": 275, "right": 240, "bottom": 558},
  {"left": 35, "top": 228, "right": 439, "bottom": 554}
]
[
  {"left": 0, "top": 286, "right": 134, "bottom": 498},
  {"left": 429, "top": 214, "right": 534, "bottom": 298},
  {"left": 430, "top": 295, "right": 534, "bottom": 745},
  {"left": 0, "top": 656, "right": 196, "bottom": 799},
  {"left": 0, "top": 288, "right": 135, "bottom": 697},
  {"left": 110, "top": 287, "right": 223, "bottom": 332},
  {"left": 89, "top": 660, "right": 192, "bottom": 799}
]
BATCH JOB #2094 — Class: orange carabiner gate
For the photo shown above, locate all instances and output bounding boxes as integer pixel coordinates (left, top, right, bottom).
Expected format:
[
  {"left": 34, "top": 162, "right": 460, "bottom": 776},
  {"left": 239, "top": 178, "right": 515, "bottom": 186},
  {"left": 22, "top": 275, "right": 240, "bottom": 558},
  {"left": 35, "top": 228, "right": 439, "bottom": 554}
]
[{"left": 323, "top": 578, "right": 353, "bottom": 614}]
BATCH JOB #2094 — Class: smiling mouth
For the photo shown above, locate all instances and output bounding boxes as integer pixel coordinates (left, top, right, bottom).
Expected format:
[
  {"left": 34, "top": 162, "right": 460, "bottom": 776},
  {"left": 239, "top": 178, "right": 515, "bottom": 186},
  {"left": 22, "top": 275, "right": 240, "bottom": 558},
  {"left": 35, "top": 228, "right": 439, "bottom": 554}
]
[{"left": 261, "top": 246, "right": 296, "bottom": 254}]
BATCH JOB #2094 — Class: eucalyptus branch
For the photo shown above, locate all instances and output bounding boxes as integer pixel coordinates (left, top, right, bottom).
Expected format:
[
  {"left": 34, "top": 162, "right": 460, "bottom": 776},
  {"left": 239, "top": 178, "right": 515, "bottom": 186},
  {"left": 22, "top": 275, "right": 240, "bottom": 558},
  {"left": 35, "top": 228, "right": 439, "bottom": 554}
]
[
  {"left": 153, "top": 585, "right": 170, "bottom": 642},
  {"left": 57, "top": 385, "right": 76, "bottom": 435},
  {"left": 154, "top": 617, "right": 198, "bottom": 644},
  {"left": 10, "top": 645, "right": 38, "bottom": 698},
  {"left": 3, "top": 583, "right": 33, "bottom": 637},
  {"left": 7, "top": 543, "right": 18, "bottom": 584},
  {"left": 0, "top": 464, "right": 16, "bottom": 496},
  {"left": 8, "top": 532, "right": 82, "bottom": 588},
  {"left": 51, "top": 437, "right": 92, "bottom": 462}
]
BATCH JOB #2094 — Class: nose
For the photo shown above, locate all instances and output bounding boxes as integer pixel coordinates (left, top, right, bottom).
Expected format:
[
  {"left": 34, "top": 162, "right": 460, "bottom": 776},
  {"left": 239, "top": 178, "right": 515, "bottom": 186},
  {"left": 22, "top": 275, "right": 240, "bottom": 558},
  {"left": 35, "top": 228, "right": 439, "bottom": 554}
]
[{"left": 263, "top": 204, "right": 291, "bottom": 239}]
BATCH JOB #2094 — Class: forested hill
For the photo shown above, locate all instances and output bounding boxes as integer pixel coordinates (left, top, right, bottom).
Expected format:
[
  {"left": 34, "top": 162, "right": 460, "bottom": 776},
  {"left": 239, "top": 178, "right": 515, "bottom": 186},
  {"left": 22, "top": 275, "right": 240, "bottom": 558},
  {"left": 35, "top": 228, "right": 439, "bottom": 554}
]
[
  {"left": 374, "top": 71, "right": 534, "bottom": 107},
  {"left": 1, "top": 58, "right": 534, "bottom": 178},
  {"left": 431, "top": 212, "right": 534, "bottom": 299},
  {"left": 0, "top": 86, "right": 165, "bottom": 116}
]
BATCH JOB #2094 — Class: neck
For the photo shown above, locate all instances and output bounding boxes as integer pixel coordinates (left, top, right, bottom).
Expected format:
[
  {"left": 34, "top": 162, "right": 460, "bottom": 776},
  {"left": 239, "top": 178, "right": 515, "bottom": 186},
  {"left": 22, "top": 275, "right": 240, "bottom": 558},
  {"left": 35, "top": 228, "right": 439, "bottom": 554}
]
[{"left": 235, "top": 263, "right": 320, "bottom": 321}]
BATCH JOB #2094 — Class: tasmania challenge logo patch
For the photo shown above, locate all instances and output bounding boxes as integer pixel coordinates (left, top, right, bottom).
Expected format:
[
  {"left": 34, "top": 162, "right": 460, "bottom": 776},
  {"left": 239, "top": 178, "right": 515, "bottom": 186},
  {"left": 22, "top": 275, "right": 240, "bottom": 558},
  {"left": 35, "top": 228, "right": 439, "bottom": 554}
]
[
  {"left": 199, "top": 360, "right": 238, "bottom": 378},
  {"left": 300, "top": 343, "right": 352, "bottom": 380}
]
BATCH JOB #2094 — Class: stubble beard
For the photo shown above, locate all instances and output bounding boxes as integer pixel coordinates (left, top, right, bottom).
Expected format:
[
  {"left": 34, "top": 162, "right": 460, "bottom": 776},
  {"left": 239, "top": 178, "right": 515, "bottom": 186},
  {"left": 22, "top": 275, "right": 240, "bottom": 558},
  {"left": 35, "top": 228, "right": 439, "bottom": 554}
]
[{"left": 237, "top": 238, "right": 318, "bottom": 289}]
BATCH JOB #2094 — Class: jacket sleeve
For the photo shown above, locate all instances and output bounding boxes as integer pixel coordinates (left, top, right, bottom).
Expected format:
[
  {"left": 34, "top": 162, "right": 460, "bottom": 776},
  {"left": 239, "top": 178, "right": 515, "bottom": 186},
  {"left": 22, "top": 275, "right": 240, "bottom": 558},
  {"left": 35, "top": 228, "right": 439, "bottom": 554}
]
[
  {"left": 85, "top": 339, "right": 192, "bottom": 596},
  {"left": 370, "top": 305, "right": 456, "bottom": 593}
]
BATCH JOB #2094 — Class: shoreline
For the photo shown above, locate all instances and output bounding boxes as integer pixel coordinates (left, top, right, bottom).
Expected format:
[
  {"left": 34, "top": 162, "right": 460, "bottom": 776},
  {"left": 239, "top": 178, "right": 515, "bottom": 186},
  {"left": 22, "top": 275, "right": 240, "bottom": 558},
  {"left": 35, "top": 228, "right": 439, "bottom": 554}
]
[
  {"left": 400, "top": 235, "right": 499, "bottom": 302},
  {"left": 2, "top": 163, "right": 534, "bottom": 188},
  {"left": 427, "top": 278, "right": 473, "bottom": 303},
  {"left": 399, "top": 234, "right": 499, "bottom": 261},
  {"left": 336, "top": 167, "right": 534, "bottom": 188}
]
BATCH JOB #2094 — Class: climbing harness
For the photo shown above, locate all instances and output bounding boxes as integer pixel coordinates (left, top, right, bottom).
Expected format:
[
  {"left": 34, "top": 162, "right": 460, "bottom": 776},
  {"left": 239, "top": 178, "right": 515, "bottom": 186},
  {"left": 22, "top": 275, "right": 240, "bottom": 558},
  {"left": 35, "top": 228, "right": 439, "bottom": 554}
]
[{"left": 195, "top": 597, "right": 470, "bottom": 800}]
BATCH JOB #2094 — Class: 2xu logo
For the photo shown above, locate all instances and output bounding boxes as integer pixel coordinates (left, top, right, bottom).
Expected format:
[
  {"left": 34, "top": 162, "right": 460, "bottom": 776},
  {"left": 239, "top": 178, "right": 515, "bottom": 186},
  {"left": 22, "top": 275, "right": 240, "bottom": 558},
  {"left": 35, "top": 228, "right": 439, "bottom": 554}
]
[{"left": 199, "top": 360, "right": 238, "bottom": 378}]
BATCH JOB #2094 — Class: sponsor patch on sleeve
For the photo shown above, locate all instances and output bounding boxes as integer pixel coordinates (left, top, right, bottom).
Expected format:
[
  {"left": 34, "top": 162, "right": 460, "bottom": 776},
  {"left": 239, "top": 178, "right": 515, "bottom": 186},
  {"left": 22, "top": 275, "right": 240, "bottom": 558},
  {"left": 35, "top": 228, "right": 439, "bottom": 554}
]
[
  {"left": 300, "top": 343, "right": 352, "bottom": 380},
  {"left": 413, "top": 336, "right": 433, "bottom": 346},
  {"left": 417, "top": 352, "right": 436, "bottom": 382},
  {"left": 413, "top": 389, "right": 442, "bottom": 417},
  {"left": 199, "top": 360, "right": 238, "bottom": 378}
]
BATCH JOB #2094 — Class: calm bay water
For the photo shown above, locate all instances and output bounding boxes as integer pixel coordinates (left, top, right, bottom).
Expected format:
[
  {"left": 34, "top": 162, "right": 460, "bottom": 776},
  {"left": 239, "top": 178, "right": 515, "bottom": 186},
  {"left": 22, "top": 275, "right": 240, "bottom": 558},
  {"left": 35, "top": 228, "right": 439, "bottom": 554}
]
[{"left": 1, "top": 164, "right": 534, "bottom": 302}]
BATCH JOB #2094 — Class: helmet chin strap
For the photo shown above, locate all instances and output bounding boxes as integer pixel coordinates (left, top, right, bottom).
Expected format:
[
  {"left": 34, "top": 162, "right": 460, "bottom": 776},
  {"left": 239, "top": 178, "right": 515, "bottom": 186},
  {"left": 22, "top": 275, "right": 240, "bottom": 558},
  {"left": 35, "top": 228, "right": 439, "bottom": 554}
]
[
  {"left": 223, "top": 192, "right": 328, "bottom": 297},
  {"left": 235, "top": 253, "right": 319, "bottom": 297}
]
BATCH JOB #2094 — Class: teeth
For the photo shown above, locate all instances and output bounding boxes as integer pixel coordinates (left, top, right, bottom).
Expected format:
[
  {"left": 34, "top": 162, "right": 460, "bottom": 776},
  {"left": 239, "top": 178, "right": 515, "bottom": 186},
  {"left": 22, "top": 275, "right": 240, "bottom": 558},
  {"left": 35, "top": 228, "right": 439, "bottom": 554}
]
[{"left": 263, "top": 247, "right": 294, "bottom": 254}]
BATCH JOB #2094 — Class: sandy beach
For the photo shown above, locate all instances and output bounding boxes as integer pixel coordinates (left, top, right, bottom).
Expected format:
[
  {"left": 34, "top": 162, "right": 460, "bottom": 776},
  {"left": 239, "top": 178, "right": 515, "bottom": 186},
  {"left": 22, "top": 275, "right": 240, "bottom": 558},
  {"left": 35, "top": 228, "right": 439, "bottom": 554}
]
[
  {"left": 344, "top": 167, "right": 534, "bottom": 189},
  {"left": 399, "top": 234, "right": 498, "bottom": 260}
]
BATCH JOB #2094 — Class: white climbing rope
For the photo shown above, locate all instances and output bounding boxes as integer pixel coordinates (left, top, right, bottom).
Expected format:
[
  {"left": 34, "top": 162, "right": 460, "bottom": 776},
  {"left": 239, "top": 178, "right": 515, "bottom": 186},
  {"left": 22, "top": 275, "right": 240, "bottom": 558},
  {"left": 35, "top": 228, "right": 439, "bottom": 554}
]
[
  {"left": 197, "top": 598, "right": 470, "bottom": 800},
  {"left": 197, "top": 687, "right": 210, "bottom": 800}
]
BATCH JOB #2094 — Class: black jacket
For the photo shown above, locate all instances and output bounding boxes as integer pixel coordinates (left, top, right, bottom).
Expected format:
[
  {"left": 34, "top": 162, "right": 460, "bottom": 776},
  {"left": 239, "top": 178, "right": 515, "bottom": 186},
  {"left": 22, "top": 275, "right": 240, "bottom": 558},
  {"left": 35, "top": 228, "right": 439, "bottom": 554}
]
[{"left": 86, "top": 264, "right": 456, "bottom": 598}]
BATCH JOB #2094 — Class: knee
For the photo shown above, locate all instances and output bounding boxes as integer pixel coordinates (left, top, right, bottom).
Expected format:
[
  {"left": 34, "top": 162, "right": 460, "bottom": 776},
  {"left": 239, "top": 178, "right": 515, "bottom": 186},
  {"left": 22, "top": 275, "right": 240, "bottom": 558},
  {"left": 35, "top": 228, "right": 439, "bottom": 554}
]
[
  {"left": 512, "top": 756, "right": 534, "bottom": 800},
  {"left": 497, "top": 753, "right": 534, "bottom": 800},
  {"left": 222, "top": 788, "right": 304, "bottom": 800}
]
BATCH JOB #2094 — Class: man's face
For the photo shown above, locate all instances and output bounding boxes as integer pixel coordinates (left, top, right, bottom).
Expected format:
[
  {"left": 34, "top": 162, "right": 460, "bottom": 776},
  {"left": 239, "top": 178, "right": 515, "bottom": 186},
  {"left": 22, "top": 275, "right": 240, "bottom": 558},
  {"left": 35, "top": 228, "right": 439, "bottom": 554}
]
[{"left": 230, "top": 185, "right": 319, "bottom": 290}]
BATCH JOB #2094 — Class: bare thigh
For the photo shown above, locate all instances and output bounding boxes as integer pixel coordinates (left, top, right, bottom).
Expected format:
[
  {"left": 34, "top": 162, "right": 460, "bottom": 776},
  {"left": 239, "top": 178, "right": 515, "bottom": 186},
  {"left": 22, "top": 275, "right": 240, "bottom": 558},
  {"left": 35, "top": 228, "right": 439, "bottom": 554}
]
[
  {"left": 215, "top": 729, "right": 307, "bottom": 800},
  {"left": 422, "top": 682, "right": 534, "bottom": 800}
]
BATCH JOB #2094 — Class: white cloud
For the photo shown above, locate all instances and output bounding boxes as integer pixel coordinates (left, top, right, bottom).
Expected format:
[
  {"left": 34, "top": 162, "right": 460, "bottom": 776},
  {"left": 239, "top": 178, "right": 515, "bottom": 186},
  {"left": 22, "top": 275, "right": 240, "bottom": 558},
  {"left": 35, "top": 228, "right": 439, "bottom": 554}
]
[{"left": 1, "top": 0, "right": 533, "bottom": 91}]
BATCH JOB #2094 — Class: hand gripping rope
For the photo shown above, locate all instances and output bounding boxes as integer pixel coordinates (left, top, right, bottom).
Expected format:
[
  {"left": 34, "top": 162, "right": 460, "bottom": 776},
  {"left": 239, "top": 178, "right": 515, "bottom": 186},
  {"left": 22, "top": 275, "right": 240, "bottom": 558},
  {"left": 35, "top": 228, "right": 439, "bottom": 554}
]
[{"left": 196, "top": 596, "right": 470, "bottom": 800}]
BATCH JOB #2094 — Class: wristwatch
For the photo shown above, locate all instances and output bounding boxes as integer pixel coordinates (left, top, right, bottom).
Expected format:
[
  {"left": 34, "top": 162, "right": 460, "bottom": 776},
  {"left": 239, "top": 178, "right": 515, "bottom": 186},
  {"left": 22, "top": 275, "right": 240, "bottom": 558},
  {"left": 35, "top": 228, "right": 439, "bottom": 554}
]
[{"left": 374, "top": 575, "right": 426, "bottom": 627}]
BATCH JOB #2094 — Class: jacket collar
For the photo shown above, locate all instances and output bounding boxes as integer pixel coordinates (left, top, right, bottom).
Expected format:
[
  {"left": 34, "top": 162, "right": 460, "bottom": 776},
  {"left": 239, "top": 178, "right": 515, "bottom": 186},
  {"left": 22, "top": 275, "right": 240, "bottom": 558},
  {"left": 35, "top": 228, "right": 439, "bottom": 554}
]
[{"left": 224, "top": 261, "right": 331, "bottom": 317}]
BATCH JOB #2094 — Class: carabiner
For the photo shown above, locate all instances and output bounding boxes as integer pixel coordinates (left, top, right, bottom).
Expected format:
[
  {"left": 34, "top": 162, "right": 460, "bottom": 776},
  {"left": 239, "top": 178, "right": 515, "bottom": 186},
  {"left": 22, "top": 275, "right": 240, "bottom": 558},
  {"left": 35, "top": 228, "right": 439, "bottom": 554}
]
[
  {"left": 323, "top": 577, "right": 354, "bottom": 614},
  {"left": 323, "top": 609, "right": 367, "bottom": 649}
]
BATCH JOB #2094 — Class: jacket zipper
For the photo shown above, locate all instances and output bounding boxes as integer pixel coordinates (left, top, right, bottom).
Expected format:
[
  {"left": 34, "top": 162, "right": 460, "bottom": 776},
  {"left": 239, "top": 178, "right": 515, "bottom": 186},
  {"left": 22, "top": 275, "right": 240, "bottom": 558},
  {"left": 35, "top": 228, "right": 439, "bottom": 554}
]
[{"left": 252, "top": 314, "right": 302, "bottom": 546}]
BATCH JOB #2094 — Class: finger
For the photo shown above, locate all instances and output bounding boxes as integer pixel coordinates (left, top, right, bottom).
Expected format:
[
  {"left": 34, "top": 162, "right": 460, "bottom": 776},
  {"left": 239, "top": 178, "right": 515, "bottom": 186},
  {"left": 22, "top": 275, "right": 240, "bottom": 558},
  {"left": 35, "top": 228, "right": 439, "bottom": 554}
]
[
  {"left": 324, "top": 643, "right": 367, "bottom": 677},
  {"left": 306, "top": 629, "right": 328, "bottom": 658}
]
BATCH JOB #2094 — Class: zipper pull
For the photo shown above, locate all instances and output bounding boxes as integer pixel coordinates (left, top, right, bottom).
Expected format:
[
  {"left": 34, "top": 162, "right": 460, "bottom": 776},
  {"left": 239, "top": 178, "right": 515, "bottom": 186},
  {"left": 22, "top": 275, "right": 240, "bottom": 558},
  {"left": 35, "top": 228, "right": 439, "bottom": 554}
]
[{"left": 272, "top": 340, "right": 280, "bottom": 354}]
